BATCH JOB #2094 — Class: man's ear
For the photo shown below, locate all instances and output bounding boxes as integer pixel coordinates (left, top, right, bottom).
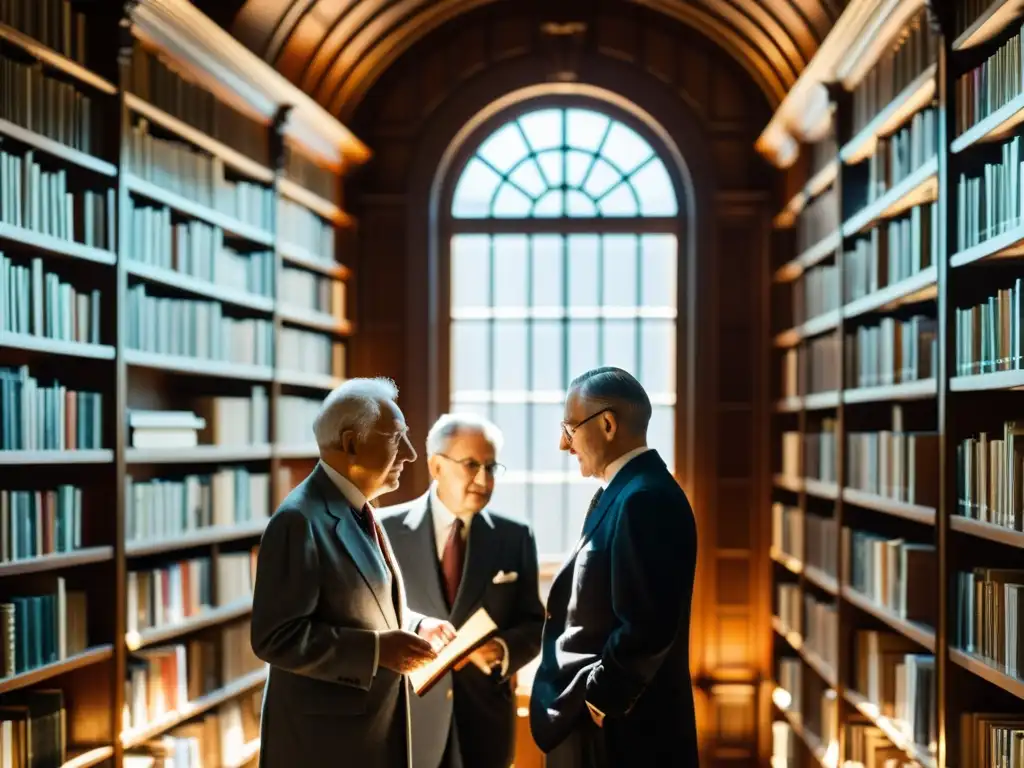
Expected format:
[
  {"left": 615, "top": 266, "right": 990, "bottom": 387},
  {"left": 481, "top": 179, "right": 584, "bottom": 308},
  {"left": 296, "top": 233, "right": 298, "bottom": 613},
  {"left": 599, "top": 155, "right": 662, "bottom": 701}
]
[
  {"left": 602, "top": 411, "right": 617, "bottom": 439},
  {"left": 427, "top": 454, "right": 441, "bottom": 480},
  {"left": 340, "top": 430, "right": 358, "bottom": 455}
]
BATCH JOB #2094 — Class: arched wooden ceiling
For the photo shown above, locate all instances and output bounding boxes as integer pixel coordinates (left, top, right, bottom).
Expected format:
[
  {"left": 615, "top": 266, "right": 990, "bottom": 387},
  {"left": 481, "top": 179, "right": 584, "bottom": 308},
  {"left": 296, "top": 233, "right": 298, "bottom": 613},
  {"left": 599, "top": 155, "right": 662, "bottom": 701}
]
[{"left": 198, "top": 0, "right": 844, "bottom": 120}]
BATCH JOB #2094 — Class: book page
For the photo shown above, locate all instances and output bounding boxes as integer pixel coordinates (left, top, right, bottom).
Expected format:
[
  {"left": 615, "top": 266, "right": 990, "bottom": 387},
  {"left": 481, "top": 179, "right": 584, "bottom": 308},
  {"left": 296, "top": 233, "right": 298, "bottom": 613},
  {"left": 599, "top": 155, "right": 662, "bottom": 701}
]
[{"left": 409, "top": 607, "right": 498, "bottom": 696}]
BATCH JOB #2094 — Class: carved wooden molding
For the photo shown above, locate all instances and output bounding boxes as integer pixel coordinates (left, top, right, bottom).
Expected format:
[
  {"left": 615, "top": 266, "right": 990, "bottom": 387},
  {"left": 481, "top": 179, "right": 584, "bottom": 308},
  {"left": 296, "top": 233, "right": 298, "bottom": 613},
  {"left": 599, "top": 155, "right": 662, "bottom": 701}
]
[
  {"left": 130, "top": 0, "right": 369, "bottom": 171},
  {"left": 539, "top": 21, "right": 588, "bottom": 82}
]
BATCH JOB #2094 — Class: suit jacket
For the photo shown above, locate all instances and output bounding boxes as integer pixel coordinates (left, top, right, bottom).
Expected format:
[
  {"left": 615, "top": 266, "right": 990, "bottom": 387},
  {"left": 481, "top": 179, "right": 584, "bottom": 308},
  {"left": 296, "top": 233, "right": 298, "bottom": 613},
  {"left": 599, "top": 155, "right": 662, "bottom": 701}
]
[
  {"left": 379, "top": 493, "right": 545, "bottom": 768},
  {"left": 251, "top": 464, "right": 425, "bottom": 768},
  {"left": 529, "top": 450, "right": 699, "bottom": 766}
]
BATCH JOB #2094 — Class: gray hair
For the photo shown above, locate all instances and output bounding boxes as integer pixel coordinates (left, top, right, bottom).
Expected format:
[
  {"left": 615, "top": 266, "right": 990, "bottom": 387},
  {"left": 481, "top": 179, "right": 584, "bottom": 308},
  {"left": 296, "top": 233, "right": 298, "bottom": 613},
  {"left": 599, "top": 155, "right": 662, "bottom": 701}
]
[
  {"left": 426, "top": 412, "right": 505, "bottom": 457},
  {"left": 570, "top": 366, "right": 651, "bottom": 435},
  {"left": 313, "top": 377, "right": 399, "bottom": 449}
]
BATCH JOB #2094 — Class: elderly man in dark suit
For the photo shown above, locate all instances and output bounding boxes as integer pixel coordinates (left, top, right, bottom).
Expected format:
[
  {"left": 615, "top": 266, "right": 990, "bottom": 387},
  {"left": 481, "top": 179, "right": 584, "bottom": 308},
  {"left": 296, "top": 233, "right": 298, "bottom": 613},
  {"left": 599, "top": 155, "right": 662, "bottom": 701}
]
[
  {"left": 379, "top": 413, "right": 545, "bottom": 768},
  {"left": 530, "top": 366, "right": 699, "bottom": 767},
  {"left": 251, "top": 377, "right": 457, "bottom": 768}
]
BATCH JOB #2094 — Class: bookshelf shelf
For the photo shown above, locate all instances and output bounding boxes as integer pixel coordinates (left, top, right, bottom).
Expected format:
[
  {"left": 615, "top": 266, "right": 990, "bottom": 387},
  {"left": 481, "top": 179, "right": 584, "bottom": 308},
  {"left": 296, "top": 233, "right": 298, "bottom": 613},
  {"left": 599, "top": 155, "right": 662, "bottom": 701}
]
[
  {"left": 273, "top": 443, "right": 319, "bottom": 460},
  {"left": 773, "top": 158, "right": 839, "bottom": 228},
  {"left": 801, "top": 644, "right": 838, "bottom": 687},
  {"left": 841, "top": 157, "right": 939, "bottom": 237},
  {"left": 773, "top": 474, "right": 804, "bottom": 493},
  {"left": 0, "top": 117, "right": 118, "bottom": 177},
  {"left": 124, "top": 175, "right": 274, "bottom": 247},
  {"left": 62, "top": 747, "right": 116, "bottom": 768},
  {"left": 0, "top": 450, "right": 113, "bottom": 465},
  {"left": 128, "top": 598, "right": 253, "bottom": 651},
  {"left": 770, "top": 547, "right": 803, "bottom": 574},
  {"left": 949, "top": 648, "right": 1024, "bottom": 700},
  {"left": 0, "top": 22, "right": 117, "bottom": 95},
  {"left": 275, "top": 369, "right": 344, "bottom": 390},
  {"left": 804, "top": 479, "right": 840, "bottom": 499},
  {"left": 950, "top": 369, "right": 1024, "bottom": 391},
  {"left": 124, "top": 349, "right": 274, "bottom": 382},
  {"left": 803, "top": 564, "right": 839, "bottom": 596},
  {"left": 842, "top": 688, "right": 937, "bottom": 768},
  {"left": 774, "top": 396, "right": 804, "bottom": 413},
  {"left": 279, "top": 305, "right": 353, "bottom": 336},
  {"left": 841, "top": 488, "right": 936, "bottom": 525},
  {"left": 953, "top": 0, "right": 1024, "bottom": 50},
  {"left": 772, "top": 687, "right": 829, "bottom": 766},
  {"left": 773, "top": 231, "right": 840, "bottom": 283},
  {"left": 801, "top": 310, "right": 841, "bottom": 340},
  {"left": 840, "top": 64, "right": 938, "bottom": 165},
  {"left": 224, "top": 738, "right": 261, "bottom": 768},
  {"left": 803, "top": 391, "right": 841, "bottom": 410},
  {"left": 279, "top": 241, "right": 353, "bottom": 279},
  {"left": 841, "top": 586, "right": 936, "bottom": 652},
  {"left": 841, "top": 266, "right": 938, "bottom": 319},
  {"left": 125, "top": 444, "right": 273, "bottom": 464},
  {"left": 951, "top": 90, "right": 1024, "bottom": 154},
  {"left": 0, "top": 223, "right": 116, "bottom": 266},
  {"left": 950, "top": 221, "right": 1024, "bottom": 267},
  {"left": 0, "top": 645, "right": 114, "bottom": 696},
  {"left": 119, "top": 668, "right": 268, "bottom": 749},
  {"left": 948, "top": 515, "right": 1024, "bottom": 549},
  {"left": 123, "top": 93, "right": 275, "bottom": 184},
  {"left": 278, "top": 178, "right": 350, "bottom": 225},
  {"left": 841, "top": 378, "right": 937, "bottom": 404},
  {"left": 0, "top": 548, "right": 114, "bottom": 577},
  {"left": 0, "top": 334, "right": 116, "bottom": 360},
  {"left": 125, "top": 261, "right": 275, "bottom": 313},
  {"left": 125, "top": 520, "right": 268, "bottom": 558}
]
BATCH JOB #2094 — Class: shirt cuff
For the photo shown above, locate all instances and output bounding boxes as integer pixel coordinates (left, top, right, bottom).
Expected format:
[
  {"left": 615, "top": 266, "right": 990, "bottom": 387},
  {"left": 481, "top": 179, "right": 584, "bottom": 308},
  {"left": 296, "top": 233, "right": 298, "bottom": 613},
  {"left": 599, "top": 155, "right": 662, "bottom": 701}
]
[
  {"left": 494, "top": 636, "right": 511, "bottom": 679},
  {"left": 372, "top": 630, "right": 379, "bottom": 676}
]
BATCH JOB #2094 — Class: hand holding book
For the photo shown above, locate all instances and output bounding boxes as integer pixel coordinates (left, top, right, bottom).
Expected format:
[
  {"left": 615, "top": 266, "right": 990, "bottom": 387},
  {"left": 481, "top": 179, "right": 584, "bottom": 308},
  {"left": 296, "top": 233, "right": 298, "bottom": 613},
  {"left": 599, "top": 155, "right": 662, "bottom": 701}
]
[{"left": 409, "top": 608, "right": 498, "bottom": 696}]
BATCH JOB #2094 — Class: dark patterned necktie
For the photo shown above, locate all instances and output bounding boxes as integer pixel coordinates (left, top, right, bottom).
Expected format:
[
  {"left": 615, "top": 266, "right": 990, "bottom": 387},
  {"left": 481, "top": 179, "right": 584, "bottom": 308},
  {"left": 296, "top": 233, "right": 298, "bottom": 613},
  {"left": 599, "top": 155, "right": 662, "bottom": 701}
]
[
  {"left": 583, "top": 487, "right": 604, "bottom": 529},
  {"left": 441, "top": 518, "right": 466, "bottom": 608}
]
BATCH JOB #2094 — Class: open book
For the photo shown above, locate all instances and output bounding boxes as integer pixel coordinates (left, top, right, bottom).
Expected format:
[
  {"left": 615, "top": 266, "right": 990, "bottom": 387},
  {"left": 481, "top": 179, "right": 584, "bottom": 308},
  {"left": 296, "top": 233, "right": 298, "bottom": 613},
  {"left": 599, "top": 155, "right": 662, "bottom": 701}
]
[{"left": 409, "top": 607, "right": 498, "bottom": 696}]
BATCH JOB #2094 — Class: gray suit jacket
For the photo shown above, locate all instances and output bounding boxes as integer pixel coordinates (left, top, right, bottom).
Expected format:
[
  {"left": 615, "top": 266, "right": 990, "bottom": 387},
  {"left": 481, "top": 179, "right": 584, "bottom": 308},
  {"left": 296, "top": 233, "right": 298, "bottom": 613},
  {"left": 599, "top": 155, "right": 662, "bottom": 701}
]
[
  {"left": 251, "top": 464, "right": 425, "bottom": 768},
  {"left": 380, "top": 493, "right": 544, "bottom": 768}
]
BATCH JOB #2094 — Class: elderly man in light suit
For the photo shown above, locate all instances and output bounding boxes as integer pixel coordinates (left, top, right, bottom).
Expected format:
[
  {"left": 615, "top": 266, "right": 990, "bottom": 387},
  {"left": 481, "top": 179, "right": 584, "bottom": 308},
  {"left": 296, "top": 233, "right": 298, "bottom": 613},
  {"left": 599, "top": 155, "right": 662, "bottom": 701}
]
[
  {"left": 251, "top": 377, "right": 457, "bottom": 768},
  {"left": 380, "top": 414, "right": 545, "bottom": 768}
]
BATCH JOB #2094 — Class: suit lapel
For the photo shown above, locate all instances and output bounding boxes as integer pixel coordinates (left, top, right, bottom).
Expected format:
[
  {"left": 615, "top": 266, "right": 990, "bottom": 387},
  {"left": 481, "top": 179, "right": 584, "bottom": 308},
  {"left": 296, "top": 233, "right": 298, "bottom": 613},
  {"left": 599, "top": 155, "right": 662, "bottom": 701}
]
[
  {"left": 401, "top": 494, "right": 449, "bottom": 619},
  {"left": 450, "top": 509, "right": 496, "bottom": 624},
  {"left": 311, "top": 466, "right": 395, "bottom": 628}
]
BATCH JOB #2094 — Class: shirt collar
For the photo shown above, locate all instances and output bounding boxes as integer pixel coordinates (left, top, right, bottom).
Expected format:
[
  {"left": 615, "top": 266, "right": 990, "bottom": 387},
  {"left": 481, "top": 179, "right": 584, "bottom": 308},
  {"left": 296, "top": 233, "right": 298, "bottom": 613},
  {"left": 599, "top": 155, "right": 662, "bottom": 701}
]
[
  {"left": 601, "top": 446, "right": 651, "bottom": 485},
  {"left": 429, "top": 483, "right": 474, "bottom": 532},
  {"left": 319, "top": 460, "right": 368, "bottom": 511}
]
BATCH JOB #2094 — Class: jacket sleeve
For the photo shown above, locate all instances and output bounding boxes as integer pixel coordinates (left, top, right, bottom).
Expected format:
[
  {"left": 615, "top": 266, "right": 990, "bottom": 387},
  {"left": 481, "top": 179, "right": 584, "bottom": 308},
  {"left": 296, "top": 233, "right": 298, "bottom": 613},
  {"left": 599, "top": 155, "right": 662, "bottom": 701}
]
[
  {"left": 584, "top": 489, "right": 696, "bottom": 717},
  {"left": 251, "top": 507, "right": 377, "bottom": 690},
  {"left": 494, "top": 525, "right": 545, "bottom": 681}
]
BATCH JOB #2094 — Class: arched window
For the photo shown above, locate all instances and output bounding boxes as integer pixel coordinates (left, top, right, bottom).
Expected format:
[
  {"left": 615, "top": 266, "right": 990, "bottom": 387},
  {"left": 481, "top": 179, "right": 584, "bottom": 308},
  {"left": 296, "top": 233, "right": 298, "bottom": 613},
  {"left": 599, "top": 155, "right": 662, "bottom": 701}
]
[{"left": 447, "top": 105, "right": 679, "bottom": 558}]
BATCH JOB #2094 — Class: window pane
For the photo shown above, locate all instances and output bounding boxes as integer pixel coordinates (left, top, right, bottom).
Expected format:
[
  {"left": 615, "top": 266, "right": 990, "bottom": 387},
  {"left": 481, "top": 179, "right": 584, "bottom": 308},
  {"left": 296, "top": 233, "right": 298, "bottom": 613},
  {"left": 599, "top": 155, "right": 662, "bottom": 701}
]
[
  {"left": 451, "top": 235, "right": 490, "bottom": 310},
  {"left": 632, "top": 158, "right": 678, "bottom": 216},
  {"left": 597, "top": 182, "right": 638, "bottom": 217},
  {"left": 493, "top": 183, "right": 532, "bottom": 217},
  {"left": 478, "top": 123, "right": 530, "bottom": 174},
  {"left": 582, "top": 157, "right": 621, "bottom": 199},
  {"left": 532, "top": 320, "right": 564, "bottom": 392},
  {"left": 451, "top": 321, "right": 489, "bottom": 392},
  {"left": 533, "top": 190, "right": 563, "bottom": 218},
  {"left": 536, "top": 150, "right": 563, "bottom": 188},
  {"left": 532, "top": 404, "right": 567, "bottom": 472},
  {"left": 493, "top": 403, "right": 528, "bottom": 471},
  {"left": 566, "top": 190, "right": 597, "bottom": 217},
  {"left": 567, "top": 235, "right": 599, "bottom": 307},
  {"left": 450, "top": 401, "right": 493, "bottom": 421},
  {"left": 602, "top": 121, "right": 654, "bottom": 175},
  {"left": 602, "top": 319, "right": 637, "bottom": 374},
  {"left": 508, "top": 159, "right": 547, "bottom": 198},
  {"left": 602, "top": 235, "right": 638, "bottom": 308},
  {"left": 568, "top": 320, "right": 599, "bottom": 376},
  {"left": 568, "top": 479, "right": 603, "bottom": 543},
  {"left": 493, "top": 320, "right": 528, "bottom": 391},
  {"left": 493, "top": 235, "right": 528, "bottom": 308},
  {"left": 639, "top": 320, "right": 675, "bottom": 395},
  {"left": 452, "top": 158, "right": 502, "bottom": 218},
  {"left": 648, "top": 405, "right": 675, "bottom": 472},
  {"left": 641, "top": 235, "right": 677, "bottom": 309},
  {"left": 530, "top": 481, "right": 568, "bottom": 557},
  {"left": 518, "top": 109, "right": 562, "bottom": 152},
  {"left": 531, "top": 235, "right": 563, "bottom": 308},
  {"left": 566, "top": 109, "right": 609, "bottom": 153},
  {"left": 565, "top": 150, "right": 592, "bottom": 189},
  {"left": 490, "top": 480, "right": 527, "bottom": 523}
]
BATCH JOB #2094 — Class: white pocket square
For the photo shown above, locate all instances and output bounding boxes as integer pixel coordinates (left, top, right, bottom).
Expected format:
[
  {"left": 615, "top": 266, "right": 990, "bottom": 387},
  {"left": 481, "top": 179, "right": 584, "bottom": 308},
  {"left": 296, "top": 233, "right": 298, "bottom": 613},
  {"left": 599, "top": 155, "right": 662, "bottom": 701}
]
[{"left": 492, "top": 570, "right": 518, "bottom": 584}]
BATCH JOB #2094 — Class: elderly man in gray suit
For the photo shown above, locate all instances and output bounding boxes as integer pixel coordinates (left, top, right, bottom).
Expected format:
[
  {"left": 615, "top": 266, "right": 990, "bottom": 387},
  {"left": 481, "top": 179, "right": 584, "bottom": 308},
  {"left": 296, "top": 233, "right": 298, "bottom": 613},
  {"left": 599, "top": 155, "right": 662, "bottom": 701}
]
[
  {"left": 251, "top": 377, "right": 457, "bottom": 768},
  {"left": 380, "top": 413, "right": 545, "bottom": 768}
]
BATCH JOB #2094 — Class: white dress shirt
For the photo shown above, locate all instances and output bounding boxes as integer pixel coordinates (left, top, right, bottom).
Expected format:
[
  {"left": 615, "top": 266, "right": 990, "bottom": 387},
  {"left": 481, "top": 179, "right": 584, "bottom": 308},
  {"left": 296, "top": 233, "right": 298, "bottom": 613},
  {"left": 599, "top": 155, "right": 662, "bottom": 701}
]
[
  {"left": 429, "top": 483, "right": 510, "bottom": 676},
  {"left": 319, "top": 460, "right": 382, "bottom": 676},
  {"left": 601, "top": 445, "right": 652, "bottom": 485}
]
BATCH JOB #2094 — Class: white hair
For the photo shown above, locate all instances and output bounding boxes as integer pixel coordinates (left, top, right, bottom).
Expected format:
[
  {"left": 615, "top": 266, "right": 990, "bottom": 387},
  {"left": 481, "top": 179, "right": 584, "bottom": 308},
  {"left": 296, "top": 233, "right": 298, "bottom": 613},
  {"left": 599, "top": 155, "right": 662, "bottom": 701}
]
[
  {"left": 313, "top": 377, "right": 399, "bottom": 449},
  {"left": 426, "top": 412, "right": 504, "bottom": 457}
]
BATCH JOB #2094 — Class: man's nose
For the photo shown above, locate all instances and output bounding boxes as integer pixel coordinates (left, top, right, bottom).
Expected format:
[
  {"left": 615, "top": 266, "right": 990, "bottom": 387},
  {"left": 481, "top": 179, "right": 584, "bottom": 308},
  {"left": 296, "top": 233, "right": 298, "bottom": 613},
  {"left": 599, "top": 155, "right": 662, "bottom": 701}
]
[
  {"left": 559, "top": 432, "right": 571, "bottom": 451},
  {"left": 400, "top": 433, "right": 417, "bottom": 462}
]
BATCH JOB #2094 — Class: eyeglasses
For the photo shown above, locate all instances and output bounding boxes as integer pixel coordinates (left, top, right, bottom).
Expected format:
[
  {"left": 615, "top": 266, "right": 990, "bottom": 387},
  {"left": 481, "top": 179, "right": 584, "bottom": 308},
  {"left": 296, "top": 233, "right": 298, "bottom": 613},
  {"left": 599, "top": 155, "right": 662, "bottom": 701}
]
[
  {"left": 560, "top": 408, "right": 613, "bottom": 445},
  {"left": 437, "top": 454, "right": 506, "bottom": 478}
]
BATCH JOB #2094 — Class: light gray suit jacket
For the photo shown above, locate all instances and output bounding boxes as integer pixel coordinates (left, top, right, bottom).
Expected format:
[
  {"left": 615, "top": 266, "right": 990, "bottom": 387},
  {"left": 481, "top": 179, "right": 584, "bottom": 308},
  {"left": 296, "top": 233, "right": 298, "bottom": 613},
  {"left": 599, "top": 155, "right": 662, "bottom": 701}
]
[{"left": 251, "top": 464, "right": 425, "bottom": 768}]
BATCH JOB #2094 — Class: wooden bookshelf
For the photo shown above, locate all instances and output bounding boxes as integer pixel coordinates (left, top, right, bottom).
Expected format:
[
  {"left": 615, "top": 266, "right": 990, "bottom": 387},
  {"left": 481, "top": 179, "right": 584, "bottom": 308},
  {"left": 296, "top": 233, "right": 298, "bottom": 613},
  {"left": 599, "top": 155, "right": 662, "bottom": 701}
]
[
  {"left": 0, "top": 0, "right": 367, "bottom": 764},
  {"left": 762, "top": 1, "right": 1024, "bottom": 766}
]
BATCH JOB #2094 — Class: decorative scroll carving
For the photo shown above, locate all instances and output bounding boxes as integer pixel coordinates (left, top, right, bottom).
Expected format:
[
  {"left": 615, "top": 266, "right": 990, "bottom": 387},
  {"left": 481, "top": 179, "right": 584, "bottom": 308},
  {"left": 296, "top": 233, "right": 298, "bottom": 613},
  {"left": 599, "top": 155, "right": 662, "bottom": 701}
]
[{"left": 271, "top": 104, "right": 294, "bottom": 173}]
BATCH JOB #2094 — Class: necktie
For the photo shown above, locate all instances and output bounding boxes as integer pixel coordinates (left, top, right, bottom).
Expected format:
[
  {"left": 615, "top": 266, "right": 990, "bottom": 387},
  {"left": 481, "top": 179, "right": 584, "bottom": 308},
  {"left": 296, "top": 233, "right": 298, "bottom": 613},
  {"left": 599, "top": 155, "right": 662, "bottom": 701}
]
[
  {"left": 358, "top": 503, "right": 402, "bottom": 611},
  {"left": 441, "top": 518, "right": 466, "bottom": 608},
  {"left": 582, "top": 487, "right": 604, "bottom": 528}
]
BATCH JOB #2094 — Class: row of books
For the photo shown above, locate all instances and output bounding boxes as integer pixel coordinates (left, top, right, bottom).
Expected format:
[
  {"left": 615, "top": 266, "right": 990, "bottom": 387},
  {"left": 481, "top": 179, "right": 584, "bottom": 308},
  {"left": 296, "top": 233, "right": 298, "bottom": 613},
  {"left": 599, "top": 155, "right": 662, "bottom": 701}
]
[
  {"left": 958, "top": 713, "right": 1024, "bottom": 768},
  {"left": 127, "top": 121, "right": 274, "bottom": 233},
  {"left": 956, "top": 135, "right": 1024, "bottom": 254},
  {"left": 0, "top": 51, "right": 96, "bottom": 154},
  {"left": 780, "top": 431, "right": 800, "bottom": 479},
  {"left": 274, "top": 395, "right": 326, "bottom": 445},
  {"left": 803, "top": 594, "right": 838, "bottom": 674},
  {"left": 843, "top": 202, "right": 937, "bottom": 303},
  {"left": 777, "top": 582, "right": 800, "bottom": 635},
  {"left": 125, "top": 285, "right": 274, "bottom": 367},
  {"left": 794, "top": 263, "right": 839, "bottom": 323},
  {"left": 278, "top": 197, "right": 336, "bottom": 262},
  {"left": 777, "top": 657, "right": 801, "bottom": 715},
  {"left": 283, "top": 145, "right": 336, "bottom": 205},
  {"left": 0, "top": 484, "right": 81, "bottom": 562},
  {"left": 804, "top": 421, "right": 837, "bottom": 484},
  {"left": 130, "top": 392, "right": 270, "bottom": 449},
  {"left": 279, "top": 326, "right": 343, "bottom": 379},
  {"left": 771, "top": 502, "right": 801, "bottom": 561},
  {"left": 956, "top": 422, "right": 1024, "bottom": 532},
  {"left": 1, "top": 576, "right": 87, "bottom": 678},
  {"left": 952, "top": 567, "right": 1024, "bottom": 675},
  {"left": 280, "top": 267, "right": 346, "bottom": 318},
  {"left": 0, "top": 149, "right": 116, "bottom": 250},
  {"left": 128, "top": 203, "right": 276, "bottom": 299},
  {"left": 850, "top": 8, "right": 939, "bottom": 136},
  {"left": 0, "top": 252, "right": 101, "bottom": 344},
  {"left": 954, "top": 0, "right": 1003, "bottom": 38},
  {"left": 126, "top": 470, "right": 270, "bottom": 545},
  {"left": 955, "top": 278, "right": 1024, "bottom": 376},
  {"left": 0, "top": 0, "right": 89, "bottom": 66},
  {"left": 806, "top": 512, "right": 838, "bottom": 578},
  {"left": 844, "top": 528, "right": 937, "bottom": 627},
  {"left": 806, "top": 334, "right": 841, "bottom": 394},
  {"left": 847, "top": 427, "right": 939, "bottom": 507},
  {"left": 0, "top": 366, "right": 102, "bottom": 451},
  {"left": 796, "top": 185, "right": 838, "bottom": 254},
  {"left": 955, "top": 24, "right": 1024, "bottom": 136},
  {"left": 845, "top": 315, "right": 937, "bottom": 390},
  {"left": 864, "top": 108, "right": 938, "bottom": 205},
  {"left": 0, "top": 689, "right": 68, "bottom": 768}
]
